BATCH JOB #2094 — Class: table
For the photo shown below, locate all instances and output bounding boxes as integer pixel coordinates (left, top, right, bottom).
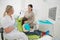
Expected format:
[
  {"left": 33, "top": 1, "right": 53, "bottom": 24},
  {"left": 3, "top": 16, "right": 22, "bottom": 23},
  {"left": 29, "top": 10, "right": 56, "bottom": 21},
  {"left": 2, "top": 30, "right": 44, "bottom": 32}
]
[{"left": 36, "top": 20, "right": 54, "bottom": 37}]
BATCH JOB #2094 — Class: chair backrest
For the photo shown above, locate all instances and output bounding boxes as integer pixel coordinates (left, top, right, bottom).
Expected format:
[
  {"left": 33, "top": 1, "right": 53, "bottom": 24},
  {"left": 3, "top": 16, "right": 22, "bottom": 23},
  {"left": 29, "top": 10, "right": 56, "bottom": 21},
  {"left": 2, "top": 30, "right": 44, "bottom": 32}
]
[{"left": 16, "top": 18, "right": 23, "bottom": 32}]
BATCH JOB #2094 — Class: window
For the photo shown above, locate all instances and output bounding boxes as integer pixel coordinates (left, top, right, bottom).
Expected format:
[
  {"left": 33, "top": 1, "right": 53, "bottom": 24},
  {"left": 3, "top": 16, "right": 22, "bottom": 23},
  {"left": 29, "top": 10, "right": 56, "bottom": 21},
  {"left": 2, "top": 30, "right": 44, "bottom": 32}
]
[{"left": 48, "top": 7, "right": 57, "bottom": 21}]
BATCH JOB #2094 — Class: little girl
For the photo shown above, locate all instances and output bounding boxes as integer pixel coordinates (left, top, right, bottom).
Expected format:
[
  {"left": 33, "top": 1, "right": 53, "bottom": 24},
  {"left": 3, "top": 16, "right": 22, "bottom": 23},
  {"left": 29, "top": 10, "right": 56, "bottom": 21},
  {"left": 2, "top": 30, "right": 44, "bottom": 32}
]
[{"left": 22, "top": 17, "right": 41, "bottom": 36}]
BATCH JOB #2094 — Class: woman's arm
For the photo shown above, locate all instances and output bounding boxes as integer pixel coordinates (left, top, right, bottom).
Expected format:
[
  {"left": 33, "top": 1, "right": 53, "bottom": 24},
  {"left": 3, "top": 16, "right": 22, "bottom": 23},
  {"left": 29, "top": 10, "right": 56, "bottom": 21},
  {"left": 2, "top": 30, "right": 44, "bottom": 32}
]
[
  {"left": 4, "top": 26, "right": 14, "bottom": 33},
  {"left": 32, "top": 12, "right": 35, "bottom": 21},
  {"left": 1, "top": 16, "right": 15, "bottom": 33}
]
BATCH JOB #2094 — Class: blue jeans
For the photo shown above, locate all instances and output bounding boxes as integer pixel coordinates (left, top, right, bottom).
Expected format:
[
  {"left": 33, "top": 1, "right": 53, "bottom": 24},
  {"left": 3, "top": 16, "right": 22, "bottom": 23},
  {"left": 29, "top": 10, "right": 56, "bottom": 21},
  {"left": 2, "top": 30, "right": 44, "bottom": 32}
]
[{"left": 24, "top": 30, "right": 41, "bottom": 36}]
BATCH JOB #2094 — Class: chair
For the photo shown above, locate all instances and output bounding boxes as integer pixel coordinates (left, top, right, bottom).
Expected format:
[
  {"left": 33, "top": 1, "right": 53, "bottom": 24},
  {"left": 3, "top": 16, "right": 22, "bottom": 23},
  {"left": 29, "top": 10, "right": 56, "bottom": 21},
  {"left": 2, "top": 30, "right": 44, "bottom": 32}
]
[
  {"left": 16, "top": 18, "right": 40, "bottom": 40},
  {"left": 1, "top": 28, "right": 19, "bottom": 40},
  {"left": 0, "top": 27, "right": 4, "bottom": 40}
]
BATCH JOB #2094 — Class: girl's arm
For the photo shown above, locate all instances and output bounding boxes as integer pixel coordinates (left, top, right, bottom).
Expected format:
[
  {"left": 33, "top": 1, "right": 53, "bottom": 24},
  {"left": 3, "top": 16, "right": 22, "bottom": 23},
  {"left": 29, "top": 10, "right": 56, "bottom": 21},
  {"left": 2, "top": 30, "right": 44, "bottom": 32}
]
[{"left": 23, "top": 25, "right": 28, "bottom": 32}]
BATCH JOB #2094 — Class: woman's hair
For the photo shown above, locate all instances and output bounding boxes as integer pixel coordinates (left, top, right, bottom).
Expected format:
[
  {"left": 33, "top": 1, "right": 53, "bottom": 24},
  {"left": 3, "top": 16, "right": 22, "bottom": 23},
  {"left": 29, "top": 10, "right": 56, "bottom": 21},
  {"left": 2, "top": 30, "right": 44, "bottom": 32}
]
[
  {"left": 3, "top": 5, "right": 13, "bottom": 17},
  {"left": 28, "top": 4, "right": 33, "bottom": 8},
  {"left": 28, "top": 4, "right": 33, "bottom": 11}
]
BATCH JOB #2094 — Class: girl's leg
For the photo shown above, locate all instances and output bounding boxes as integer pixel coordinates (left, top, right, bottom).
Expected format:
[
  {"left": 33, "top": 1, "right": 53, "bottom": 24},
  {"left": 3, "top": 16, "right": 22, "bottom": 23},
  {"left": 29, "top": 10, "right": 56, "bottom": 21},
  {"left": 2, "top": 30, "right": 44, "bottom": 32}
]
[
  {"left": 34, "top": 30, "right": 41, "bottom": 36},
  {"left": 24, "top": 32, "right": 35, "bottom": 35}
]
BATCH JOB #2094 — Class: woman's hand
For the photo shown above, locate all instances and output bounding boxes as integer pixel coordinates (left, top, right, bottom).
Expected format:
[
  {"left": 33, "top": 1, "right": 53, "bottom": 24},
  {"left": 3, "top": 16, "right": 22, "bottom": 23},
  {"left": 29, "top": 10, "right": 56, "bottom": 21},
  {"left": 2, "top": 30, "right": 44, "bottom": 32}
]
[{"left": 4, "top": 26, "right": 14, "bottom": 33}]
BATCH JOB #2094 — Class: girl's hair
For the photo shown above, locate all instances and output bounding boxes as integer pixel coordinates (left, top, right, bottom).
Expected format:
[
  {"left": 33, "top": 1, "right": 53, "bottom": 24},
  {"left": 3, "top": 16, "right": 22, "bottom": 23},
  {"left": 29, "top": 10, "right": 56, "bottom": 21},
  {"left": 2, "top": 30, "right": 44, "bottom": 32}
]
[
  {"left": 22, "top": 17, "right": 28, "bottom": 25},
  {"left": 3, "top": 5, "right": 13, "bottom": 17},
  {"left": 28, "top": 4, "right": 33, "bottom": 11}
]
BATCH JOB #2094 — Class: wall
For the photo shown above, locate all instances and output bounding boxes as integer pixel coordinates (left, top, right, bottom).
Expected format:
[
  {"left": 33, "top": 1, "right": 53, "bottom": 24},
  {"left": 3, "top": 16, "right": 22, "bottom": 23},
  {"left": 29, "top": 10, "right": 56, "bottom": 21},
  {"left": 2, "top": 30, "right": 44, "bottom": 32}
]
[
  {"left": 24, "top": 0, "right": 48, "bottom": 21},
  {"left": 46, "top": 0, "right": 60, "bottom": 40},
  {"left": 53, "top": 0, "right": 60, "bottom": 40},
  {"left": 0, "top": 0, "right": 22, "bottom": 19}
]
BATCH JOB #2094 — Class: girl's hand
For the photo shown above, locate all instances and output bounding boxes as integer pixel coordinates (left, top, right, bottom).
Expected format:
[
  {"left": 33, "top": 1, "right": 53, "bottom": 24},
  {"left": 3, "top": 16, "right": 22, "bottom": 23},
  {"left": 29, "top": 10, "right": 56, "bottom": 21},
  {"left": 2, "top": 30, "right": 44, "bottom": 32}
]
[{"left": 24, "top": 30, "right": 28, "bottom": 32}]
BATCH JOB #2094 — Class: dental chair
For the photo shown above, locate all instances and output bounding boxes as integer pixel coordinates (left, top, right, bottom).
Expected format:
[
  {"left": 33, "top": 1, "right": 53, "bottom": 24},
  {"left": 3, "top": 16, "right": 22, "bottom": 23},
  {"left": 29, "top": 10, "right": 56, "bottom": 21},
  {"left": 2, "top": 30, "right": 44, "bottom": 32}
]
[{"left": 16, "top": 18, "right": 40, "bottom": 40}]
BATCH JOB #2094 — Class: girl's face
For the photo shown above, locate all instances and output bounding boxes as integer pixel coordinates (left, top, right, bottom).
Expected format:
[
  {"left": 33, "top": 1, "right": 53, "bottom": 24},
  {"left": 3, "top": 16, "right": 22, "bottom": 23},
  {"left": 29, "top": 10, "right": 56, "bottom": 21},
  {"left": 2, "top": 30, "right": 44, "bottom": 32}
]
[
  {"left": 28, "top": 6, "right": 32, "bottom": 11},
  {"left": 24, "top": 21, "right": 28, "bottom": 24}
]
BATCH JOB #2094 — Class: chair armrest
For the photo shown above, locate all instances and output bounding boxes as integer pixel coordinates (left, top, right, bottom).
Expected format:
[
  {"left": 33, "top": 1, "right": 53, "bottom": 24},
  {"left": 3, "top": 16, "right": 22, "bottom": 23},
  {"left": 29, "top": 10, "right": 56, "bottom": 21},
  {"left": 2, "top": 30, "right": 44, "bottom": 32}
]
[
  {"left": 0, "top": 28, "right": 4, "bottom": 40},
  {"left": 0, "top": 28, "right": 4, "bottom": 33}
]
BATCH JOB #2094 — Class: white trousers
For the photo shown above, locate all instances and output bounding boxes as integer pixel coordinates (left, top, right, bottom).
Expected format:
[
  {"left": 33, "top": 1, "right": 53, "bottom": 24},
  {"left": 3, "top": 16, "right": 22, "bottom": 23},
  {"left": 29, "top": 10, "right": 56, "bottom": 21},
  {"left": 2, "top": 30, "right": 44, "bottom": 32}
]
[{"left": 4, "top": 29, "right": 28, "bottom": 40}]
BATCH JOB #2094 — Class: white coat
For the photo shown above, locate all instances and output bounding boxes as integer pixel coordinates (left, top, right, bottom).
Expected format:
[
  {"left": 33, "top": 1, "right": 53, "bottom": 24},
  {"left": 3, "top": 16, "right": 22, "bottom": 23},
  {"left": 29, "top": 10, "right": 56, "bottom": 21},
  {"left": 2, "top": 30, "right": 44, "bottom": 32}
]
[{"left": 1, "top": 15, "right": 28, "bottom": 40}]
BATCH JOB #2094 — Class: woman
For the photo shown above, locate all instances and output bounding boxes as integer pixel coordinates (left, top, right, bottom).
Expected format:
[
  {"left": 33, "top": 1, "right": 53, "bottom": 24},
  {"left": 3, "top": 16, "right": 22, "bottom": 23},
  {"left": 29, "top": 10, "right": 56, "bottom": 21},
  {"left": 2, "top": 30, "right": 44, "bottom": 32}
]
[
  {"left": 1, "top": 5, "right": 28, "bottom": 40},
  {"left": 24, "top": 4, "right": 35, "bottom": 28}
]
